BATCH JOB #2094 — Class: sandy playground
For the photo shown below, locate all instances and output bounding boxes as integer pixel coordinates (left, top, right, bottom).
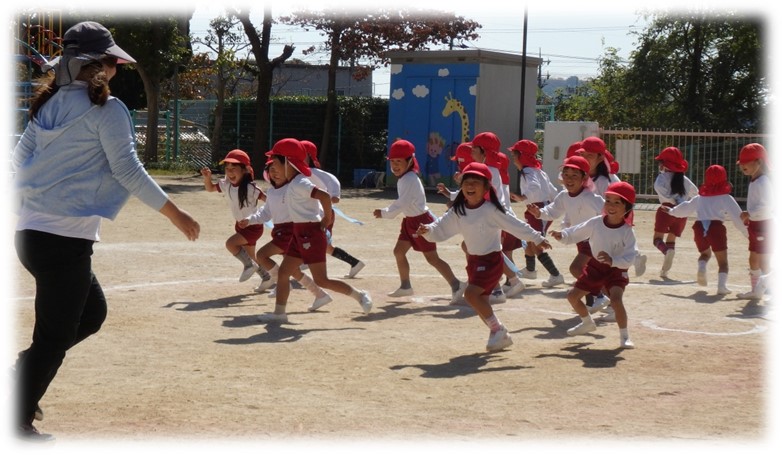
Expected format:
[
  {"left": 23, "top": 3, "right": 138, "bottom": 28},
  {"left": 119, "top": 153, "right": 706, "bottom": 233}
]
[{"left": 7, "top": 174, "right": 778, "bottom": 450}]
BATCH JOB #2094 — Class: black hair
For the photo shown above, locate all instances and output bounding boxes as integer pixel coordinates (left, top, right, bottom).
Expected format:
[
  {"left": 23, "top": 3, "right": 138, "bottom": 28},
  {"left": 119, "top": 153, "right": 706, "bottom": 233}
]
[
  {"left": 450, "top": 174, "right": 506, "bottom": 216},
  {"left": 236, "top": 169, "right": 253, "bottom": 208},
  {"left": 670, "top": 172, "right": 686, "bottom": 197},
  {"left": 592, "top": 161, "right": 610, "bottom": 181}
]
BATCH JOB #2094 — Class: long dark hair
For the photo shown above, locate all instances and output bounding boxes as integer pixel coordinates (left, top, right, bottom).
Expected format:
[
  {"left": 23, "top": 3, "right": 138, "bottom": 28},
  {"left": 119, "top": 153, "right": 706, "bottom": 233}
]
[
  {"left": 450, "top": 174, "right": 506, "bottom": 216},
  {"left": 592, "top": 160, "right": 610, "bottom": 181},
  {"left": 29, "top": 59, "right": 113, "bottom": 118},
  {"left": 670, "top": 172, "right": 686, "bottom": 197},
  {"left": 237, "top": 170, "right": 254, "bottom": 208}
]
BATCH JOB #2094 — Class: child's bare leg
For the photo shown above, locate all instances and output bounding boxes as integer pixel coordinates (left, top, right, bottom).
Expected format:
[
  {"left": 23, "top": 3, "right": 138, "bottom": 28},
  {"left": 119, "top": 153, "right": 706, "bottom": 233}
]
[
  {"left": 393, "top": 240, "right": 412, "bottom": 285},
  {"left": 567, "top": 287, "right": 590, "bottom": 317},
  {"left": 422, "top": 250, "right": 459, "bottom": 288},
  {"left": 607, "top": 286, "right": 628, "bottom": 329}
]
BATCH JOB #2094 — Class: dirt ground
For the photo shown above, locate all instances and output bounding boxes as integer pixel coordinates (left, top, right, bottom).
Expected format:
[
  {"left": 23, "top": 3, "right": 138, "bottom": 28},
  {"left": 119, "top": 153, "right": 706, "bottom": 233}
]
[{"left": 6, "top": 174, "right": 778, "bottom": 451}]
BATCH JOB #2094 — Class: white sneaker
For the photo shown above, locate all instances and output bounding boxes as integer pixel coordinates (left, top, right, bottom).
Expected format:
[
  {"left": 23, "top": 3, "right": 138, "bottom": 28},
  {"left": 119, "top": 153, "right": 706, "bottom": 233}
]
[
  {"left": 634, "top": 254, "right": 647, "bottom": 277},
  {"left": 486, "top": 326, "right": 513, "bottom": 351},
  {"left": 308, "top": 294, "right": 333, "bottom": 312},
  {"left": 451, "top": 281, "right": 468, "bottom": 304},
  {"left": 620, "top": 337, "right": 635, "bottom": 349},
  {"left": 737, "top": 289, "right": 764, "bottom": 300},
  {"left": 598, "top": 306, "right": 616, "bottom": 322},
  {"left": 254, "top": 277, "right": 275, "bottom": 293},
  {"left": 345, "top": 261, "right": 366, "bottom": 278},
  {"left": 662, "top": 249, "right": 675, "bottom": 273},
  {"left": 717, "top": 286, "right": 732, "bottom": 295},
  {"left": 387, "top": 287, "right": 414, "bottom": 297},
  {"left": 257, "top": 312, "right": 288, "bottom": 323},
  {"left": 505, "top": 280, "right": 525, "bottom": 297},
  {"left": 567, "top": 319, "right": 597, "bottom": 336},
  {"left": 541, "top": 274, "right": 565, "bottom": 288},
  {"left": 518, "top": 268, "right": 537, "bottom": 279},
  {"left": 588, "top": 295, "right": 610, "bottom": 314},
  {"left": 489, "top": 288, "right": 506, "bottom": 304},
  {"left": 240, "top": 263, "right": 259, "bottom": 282},
  {"left": 359, "top": 291, "right": 373, "bottom": 314},
  {"left": 501, "top": 282, "right": 512, "bottom": 294},
  {"left": 697, "top": 270, "right": 707, "bottom": 286}
]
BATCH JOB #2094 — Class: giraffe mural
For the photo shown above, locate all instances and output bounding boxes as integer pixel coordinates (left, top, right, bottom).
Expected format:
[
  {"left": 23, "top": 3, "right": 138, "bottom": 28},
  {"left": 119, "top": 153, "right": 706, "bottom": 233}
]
[{"left": 442, "top": 92, "right": 471, "bottom": 143}]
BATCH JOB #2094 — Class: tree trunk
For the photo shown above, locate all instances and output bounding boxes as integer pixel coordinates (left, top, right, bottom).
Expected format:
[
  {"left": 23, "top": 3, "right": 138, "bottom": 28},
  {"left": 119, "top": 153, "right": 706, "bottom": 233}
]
[
  {"left": 136, "top": 65, "right": 160, "bottom": 163},
  {"left": 320, "top": 30, "right": 342, "bottom": 167},
  {"left": 211, "top": 77, "right": 226, "bottom": 162}
]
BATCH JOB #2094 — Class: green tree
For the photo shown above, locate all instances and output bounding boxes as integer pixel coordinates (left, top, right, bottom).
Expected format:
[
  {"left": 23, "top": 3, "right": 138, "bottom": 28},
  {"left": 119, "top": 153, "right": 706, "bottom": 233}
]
[
  {"left": 234, "top": 7, "right": 295, "bottom": 174},
  {"left": 627, "top": 11, "right": 765, "bottom": 130},
  {"left": 556, "top": 11, "right": 766, "bottom": 132},
  {"left": 192, "top": 15, "right": 251, "bottom": 160},
  {"left": 280, "top": 7, "right": 481, "bottom": 165},
  {"left": 106, "top": 14, "right": 194, "bottom": 162}
]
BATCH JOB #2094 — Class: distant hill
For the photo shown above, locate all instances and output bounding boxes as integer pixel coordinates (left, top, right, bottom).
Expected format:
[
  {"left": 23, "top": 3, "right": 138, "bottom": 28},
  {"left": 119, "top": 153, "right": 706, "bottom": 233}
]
[{"left": 540, "top": 76, "right": 586, "bottom": 97}]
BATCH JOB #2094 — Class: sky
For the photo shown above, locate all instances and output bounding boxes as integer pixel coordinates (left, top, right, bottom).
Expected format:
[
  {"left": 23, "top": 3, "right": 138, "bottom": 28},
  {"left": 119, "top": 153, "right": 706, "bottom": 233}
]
[{"left": 189, "top": 1, "right": 652, "bottom": 98}]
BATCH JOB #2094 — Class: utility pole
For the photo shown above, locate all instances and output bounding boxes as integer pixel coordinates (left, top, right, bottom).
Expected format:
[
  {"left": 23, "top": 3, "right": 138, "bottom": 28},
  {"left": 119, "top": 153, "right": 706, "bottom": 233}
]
[{"left": 518, "top": 6, "right": 528, "bottom": 140}]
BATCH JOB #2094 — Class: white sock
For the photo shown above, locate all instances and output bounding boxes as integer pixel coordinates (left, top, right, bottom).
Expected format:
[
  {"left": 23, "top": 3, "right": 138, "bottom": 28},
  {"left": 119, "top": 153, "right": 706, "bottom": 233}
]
[
  {"left": 718, "top": 272, "right": 729, "bottom": 289},
  {"left": 620, "top": 327, "right": 630, "bottom": 339},
  {"left": 485, "top": 315, "right": 502, "bottom": 332},
  {"left": 581, "top": 315, "right": 593, "bottom": 325},
  {"left": 697, "top": 260, "right": 707, "bottom": 273}
]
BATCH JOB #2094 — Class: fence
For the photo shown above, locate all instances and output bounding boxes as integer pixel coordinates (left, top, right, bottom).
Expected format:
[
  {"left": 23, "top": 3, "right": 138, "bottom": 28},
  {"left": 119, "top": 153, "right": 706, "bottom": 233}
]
[{"left": 598, "top": 128, "right": 768, "bottom": 202}]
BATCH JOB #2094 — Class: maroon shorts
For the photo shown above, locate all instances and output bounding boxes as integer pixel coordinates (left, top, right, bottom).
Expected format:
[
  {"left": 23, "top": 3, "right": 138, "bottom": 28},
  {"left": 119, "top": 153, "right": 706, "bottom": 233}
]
[
  {"left": 747, "top": 219, "right": 770, "bottom": 254},
  {"left": 574, "top": 257, "right": 629, "bottom": 296},
  {"left": 466, "top": 251, "right": 504, "bottom": 296},
  {"left": 524, "top": 202, "right": 550, "bottom": 234},
  {"left": 692, "top": 220, "right": 728, "bottom": 252},
  {"left": 287, "top": 222, "right": 329, "bottom": 264},
  {"left": 576, "top": 240, "right": 592, "bottom": 256},
  {"left": 399, "top": 212, "right": 437, "bottom": 252},
  {"left": 235, "top": 222, "right": 264, "bottom": 246},
  {"left": 501, "top": 231, "right": 523, "bottom": 251},
  {"left": 270, "top": 222, "right": 294, "bottom": 251},
  {"left": 654, "top": 204, "right": 688, "bottom": 236}
]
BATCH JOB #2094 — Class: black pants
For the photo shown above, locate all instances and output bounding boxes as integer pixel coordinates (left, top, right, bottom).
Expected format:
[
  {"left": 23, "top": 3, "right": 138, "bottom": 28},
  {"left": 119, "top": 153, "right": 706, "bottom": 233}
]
[{"left": 14, "top": 230, "right": 107, "bottom": 426}]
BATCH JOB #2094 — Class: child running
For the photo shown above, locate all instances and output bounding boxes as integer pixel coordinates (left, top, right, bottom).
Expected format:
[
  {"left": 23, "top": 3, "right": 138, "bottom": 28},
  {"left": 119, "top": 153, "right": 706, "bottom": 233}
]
[
  {"left": 652, "top": 146, "right": 699, "bottom": 278},
  {"left": 417, "top": 162, "right": 551, "bottom": 352},
  {"left": 735, "top": 143, "right": 772, "bottom": 300},
  {"left": 527, "top": 156, "right": 605, "bottom": 308},
  {"left": 550, "top": 181, "right": 640, "bottom": 349},
  {"left": 507, "top": 139, "right": 565, "bottom": 288},
  {"left": 663, "top": 164, "right": 748, "bottom": 294},
  {"left": 241, "top": 155, "right": 333, "bottom": 309},
  {"left": 200, "top": 149, "right": 270, "bottom": 284},
  {"left": 301, "top": 140, "right": 366, "bottom": 278},
  {"left": 467, "top": 132, "right": 525, "bottom": 302},
  {"left": 243, "top": 138, "right": 372, "bottom": 322},
  {"left": 374, "top": 139, "right": 466, "bottom": 302}
]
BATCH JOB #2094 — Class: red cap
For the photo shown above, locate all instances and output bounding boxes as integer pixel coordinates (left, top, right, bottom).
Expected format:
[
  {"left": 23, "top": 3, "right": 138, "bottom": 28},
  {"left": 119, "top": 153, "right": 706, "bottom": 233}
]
[
  {"left": 219, "top": 149, "right": 251, "bottom": 167},
  {"left": 265, "top": 138, "right": 311, "bottom": 177},
  {"left": 605, "top": 181, "right": 636, "bottom": 205},
  {"left": 461, "top": 162, "right": 492, "bottom": 181},
  {"left": 508, "top": 139, "right": 538, "bottom": 154},
  {"left": 451, "top": 143, "right": 474, "bottom": 172},
  {"left": 467, "top": 132, "right": 501, "bottom": 154},
  {"left": 562, "top": 156, "right": 590, "bottom": 174},
  {"left": 581, "top": 136, "right": 607, "bottom": 155},
  {"left": 655, "top": 146, "right": 688, "bottom": 173},
  {"left": 737, "top": 143, "right": 766, "bottom": 165},
  {"left": 388, "top": 139, "right": 419, "bottom": 173},
  {"left": 300, "top": 140, "right": 321, "bottom": 168},
  {"left": 566, "top": 141, "right": 583, "bottom": 159},
  {"left": 700, "top": 165, "right": 732, "bottom": 196}
]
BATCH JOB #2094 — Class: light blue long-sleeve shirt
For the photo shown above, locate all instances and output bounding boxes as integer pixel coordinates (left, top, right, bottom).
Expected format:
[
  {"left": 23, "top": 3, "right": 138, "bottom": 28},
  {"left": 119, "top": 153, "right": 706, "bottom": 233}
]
[{"left": 12, "top": 81, "right": 169, "bottom": 221}]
